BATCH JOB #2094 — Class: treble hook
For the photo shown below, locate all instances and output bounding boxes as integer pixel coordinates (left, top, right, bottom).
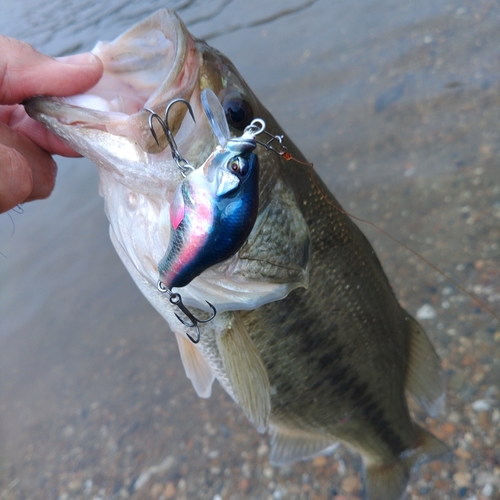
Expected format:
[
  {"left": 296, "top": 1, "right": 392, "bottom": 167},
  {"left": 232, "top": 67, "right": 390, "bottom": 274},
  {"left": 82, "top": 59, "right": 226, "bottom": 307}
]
[
  {"left": 145, "top": 99, "right": 196, "bottom": 176},
  {"left": 157, "top": 280, "right": 216, "bottom": 344}
]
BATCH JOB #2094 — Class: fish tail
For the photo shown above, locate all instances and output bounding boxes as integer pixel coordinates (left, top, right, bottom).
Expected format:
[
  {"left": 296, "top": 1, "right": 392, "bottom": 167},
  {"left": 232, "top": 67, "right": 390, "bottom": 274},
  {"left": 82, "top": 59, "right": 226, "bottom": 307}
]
[{"left": 363, "top": 426, "right": 449, "bottom": 500}]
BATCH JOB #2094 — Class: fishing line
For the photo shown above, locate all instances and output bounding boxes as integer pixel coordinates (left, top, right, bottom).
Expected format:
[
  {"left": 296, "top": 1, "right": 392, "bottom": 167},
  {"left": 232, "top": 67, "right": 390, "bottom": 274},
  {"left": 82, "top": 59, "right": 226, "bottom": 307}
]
[{"left": 278, "top": 150, "right": 500, "bottom": 324}]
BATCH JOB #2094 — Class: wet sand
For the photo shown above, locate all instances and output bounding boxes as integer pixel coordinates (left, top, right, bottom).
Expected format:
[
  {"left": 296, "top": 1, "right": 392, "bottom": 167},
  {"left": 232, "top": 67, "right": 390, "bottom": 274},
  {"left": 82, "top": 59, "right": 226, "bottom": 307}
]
[{"left": 1, "top": 1, "right": 499, "bottom": 499}]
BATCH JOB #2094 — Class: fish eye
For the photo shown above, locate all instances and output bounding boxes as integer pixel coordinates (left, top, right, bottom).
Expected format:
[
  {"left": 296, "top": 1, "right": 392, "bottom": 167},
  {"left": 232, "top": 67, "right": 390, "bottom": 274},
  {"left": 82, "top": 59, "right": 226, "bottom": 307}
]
[
  {"left": 228, "top": 157, "right": 249, "bottom": 177},
  {"left": 222, "top": 92, "right": 254, "bottom": 130}
]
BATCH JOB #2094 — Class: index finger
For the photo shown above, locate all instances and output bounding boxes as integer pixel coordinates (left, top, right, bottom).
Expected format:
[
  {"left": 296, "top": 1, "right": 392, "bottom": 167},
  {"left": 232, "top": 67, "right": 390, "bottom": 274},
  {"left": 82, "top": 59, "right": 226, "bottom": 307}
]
[{"left": 0, "top": 35, "right": 103, "bottom": 105}]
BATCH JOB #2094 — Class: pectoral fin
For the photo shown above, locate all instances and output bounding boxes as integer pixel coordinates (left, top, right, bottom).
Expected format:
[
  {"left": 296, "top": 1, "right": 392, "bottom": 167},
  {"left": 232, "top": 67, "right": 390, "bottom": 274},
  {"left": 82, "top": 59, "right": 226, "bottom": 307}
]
[
  {"left": 175, "top": 332, "right": 215, "bottom": 398},
  {"left": 269, "top": 424, "right": 338, "bottom": 465},
  {"left": 216, "top": 313, "right": 271, "bottom": 432},
  {"left": 404, "top": 316, "right": 445, "bottom": 416},
  {"left": 234, "top": 177, "right": 310, "bottom": 286}
]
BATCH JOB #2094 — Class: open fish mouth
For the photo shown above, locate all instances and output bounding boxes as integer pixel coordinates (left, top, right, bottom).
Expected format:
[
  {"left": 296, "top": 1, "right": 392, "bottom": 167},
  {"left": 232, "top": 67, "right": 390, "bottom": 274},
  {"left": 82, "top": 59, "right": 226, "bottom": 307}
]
[{"left": 25, "top": 10, "right": 215, "bottom": 191}]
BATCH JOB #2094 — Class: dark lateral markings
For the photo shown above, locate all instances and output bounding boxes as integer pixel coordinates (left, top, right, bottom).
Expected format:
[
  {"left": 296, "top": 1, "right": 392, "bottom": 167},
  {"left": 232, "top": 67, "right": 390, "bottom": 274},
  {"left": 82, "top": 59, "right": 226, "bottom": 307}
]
[{"left": 307, "top": 345, "right": 408, "bottom": 456}]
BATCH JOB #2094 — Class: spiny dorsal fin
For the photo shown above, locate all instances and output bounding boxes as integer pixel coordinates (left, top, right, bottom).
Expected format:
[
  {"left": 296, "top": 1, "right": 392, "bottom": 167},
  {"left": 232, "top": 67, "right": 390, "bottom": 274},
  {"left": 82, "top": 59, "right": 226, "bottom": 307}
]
[
  {"left": 175, "top": 332, "right": 214, "bottom": 398},
  {"left": 269, "top": 423, "right": 338, "bottom": 466},
  {"left": 404, "top": 316, "right": 445, "bottom": 416},
  {"left": 216, "top": 313, "right": 271, "bottom": 432}
]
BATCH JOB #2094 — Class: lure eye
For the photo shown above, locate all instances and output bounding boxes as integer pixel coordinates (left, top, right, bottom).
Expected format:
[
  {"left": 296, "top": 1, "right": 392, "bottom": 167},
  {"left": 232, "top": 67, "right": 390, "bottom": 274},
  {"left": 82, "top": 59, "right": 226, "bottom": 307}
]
[
  {"left": 222, "top": 92, "right": 254, "bottom": 130},
  {"left": 228, "top": 157, "right": 249, "bottom": 177}
]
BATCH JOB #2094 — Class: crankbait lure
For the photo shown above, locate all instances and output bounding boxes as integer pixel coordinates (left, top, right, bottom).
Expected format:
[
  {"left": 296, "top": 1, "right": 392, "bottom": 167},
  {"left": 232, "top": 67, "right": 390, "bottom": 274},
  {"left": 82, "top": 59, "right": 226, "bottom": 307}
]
[{"left": 148, "top": 89, "right": 264, "bottom": 343}]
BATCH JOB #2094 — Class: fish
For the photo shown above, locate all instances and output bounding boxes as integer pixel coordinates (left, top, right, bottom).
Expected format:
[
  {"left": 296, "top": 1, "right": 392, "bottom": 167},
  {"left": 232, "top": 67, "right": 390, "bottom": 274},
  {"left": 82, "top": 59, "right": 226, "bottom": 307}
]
[{"left": 25, "top": 9, "right": 449, "bottom": 500}]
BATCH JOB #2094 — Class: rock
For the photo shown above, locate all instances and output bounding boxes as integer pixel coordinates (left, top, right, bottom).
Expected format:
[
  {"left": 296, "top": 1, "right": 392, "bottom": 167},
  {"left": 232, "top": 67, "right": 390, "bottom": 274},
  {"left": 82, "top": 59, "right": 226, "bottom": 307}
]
[
  {"left": 312, "top": 455, "right": 328, "bottom": 467},
  {"left": 455, "top": 448, "right": 473, "bottom": 460},
  {"left": 416, "top": 304, "right": 437, "bottom": 320},
  {"left": 263, "top": 466, "right": 274, "bottom": 479},
  {"left": 238, "top": 478, "right": 250, "bottom": 493},
  {"left": 150, "top": 482, "right": 163, "bottom": 497},
  {"left": 471, "top": 399, "right": 493, "bottom": 411},
  {"left": 477, "top": 411, "right": 491, "bottom": 431},
  {"left": 257, "top": 443, "right": 269, "bottom": 457},
  {"left": 453, "top": 471, "right": 471, "bottom": 488},
  {"left": 163, "top": 482, "right": 176, "bottom": 499},
  {"left": 341, "top": 475, "right": 361, "bottom": 494},
  {"left": 482, "top": 483, "right": 494, "bottom": 497}
]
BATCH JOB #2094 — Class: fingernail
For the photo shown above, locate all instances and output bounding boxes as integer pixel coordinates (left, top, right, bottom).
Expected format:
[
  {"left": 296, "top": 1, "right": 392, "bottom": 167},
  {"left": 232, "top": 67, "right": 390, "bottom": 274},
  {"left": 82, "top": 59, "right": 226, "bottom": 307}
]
[{"left": 56, "top": 52, "right": 100, "bottom": 66}]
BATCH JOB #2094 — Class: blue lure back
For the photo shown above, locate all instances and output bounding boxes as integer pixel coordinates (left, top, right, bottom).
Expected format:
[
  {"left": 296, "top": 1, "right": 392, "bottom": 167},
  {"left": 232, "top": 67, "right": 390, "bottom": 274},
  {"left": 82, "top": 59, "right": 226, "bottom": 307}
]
[{"left": 158, "top": 135, "right": 259, "bottom": 290}]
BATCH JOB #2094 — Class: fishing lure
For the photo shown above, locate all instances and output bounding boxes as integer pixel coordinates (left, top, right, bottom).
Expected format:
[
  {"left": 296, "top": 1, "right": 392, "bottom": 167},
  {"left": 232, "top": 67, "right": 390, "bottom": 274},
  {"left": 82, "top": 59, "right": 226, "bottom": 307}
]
[{"left": 147, "top": 89, "right": 264, "bottom": 343}]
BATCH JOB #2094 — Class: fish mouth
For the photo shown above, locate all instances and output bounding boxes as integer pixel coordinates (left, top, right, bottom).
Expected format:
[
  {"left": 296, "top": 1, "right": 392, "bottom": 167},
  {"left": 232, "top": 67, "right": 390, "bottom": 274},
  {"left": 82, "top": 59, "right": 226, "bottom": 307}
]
[{"left": 25, "top": 9, "right": 212, "bottom": 183}]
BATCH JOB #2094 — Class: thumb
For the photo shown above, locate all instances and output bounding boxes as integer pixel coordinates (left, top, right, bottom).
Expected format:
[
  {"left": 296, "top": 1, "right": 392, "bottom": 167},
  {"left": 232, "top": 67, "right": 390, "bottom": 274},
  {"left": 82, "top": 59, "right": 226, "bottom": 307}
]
[{"left": 0, "top": 35, "right": 103, "bottom": 105}]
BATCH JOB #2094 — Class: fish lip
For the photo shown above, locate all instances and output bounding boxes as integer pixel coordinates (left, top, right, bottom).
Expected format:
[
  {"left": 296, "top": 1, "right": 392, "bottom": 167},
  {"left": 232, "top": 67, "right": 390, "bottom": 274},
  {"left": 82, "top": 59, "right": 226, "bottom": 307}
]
[
  {"left": 24, "top": 96, "right": 113, "bottom": 128},
  {"left": 25, "top": 9, "right": 202, "bottom": 155}
]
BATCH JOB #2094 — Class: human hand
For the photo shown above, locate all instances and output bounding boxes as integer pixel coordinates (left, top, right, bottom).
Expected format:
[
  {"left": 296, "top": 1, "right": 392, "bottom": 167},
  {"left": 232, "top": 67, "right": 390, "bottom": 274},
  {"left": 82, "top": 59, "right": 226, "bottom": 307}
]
[{"left": 0, "top": 35, "right": 103, "bottom": 213}]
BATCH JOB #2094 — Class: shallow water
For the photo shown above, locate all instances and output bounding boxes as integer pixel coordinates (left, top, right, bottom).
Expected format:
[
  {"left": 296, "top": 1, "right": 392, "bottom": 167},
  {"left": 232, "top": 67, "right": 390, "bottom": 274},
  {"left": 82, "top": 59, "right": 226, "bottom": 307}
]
[{"left": 0, "top": 1, "right": 499, "bottom": 499}]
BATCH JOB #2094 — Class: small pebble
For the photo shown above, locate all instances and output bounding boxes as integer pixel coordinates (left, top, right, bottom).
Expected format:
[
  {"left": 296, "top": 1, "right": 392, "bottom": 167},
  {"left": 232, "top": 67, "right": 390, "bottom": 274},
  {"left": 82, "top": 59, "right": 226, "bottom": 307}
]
[
  {"left": 337, "top": 460, "right": 347, "bottom": 476},
  {"left": 471, "top": 399, "right": 492, "bottom": 412},
  {"left": 272, "top": 489, "right": 284, "bottom": 500},
  {"left": 84, "top": 479, "right": 93, "bottom": 494},
  {"left": 477, "top": 411, "right": 491, "bottom": 431},
  {"left": 238, "top": 478, "right": 250, "bottom": 492},
  {"left": 150, "top": 482, "right": 163, "bottom": 497},
  {"left": 461, "top": 354, "right": 476, "bottom": 367},
  {"left": 263, "top": 466, "right": 274, "bottom": 479},
  {"left": 473, "top": 259, "right": 485, "bottom": 270},
  {"left": 416, "top": 304, "right": 437, "bottom": 320},
  {"left": 312, "top": 455, "right": 327, "bottom": 467},
  {"left": 68, "top": 480, "right": 82, "bottom": 491},
  {"left": 482, "top": 483, "right": 494, "bottom": 497},
  {"left": 163, "top": 482, "right": 176, "bottom": 499},
  {"left": 257, "top": 443, "right": 269, "bottom": 457},
  {"left": 453, "top": 471, "right": 472, "bottom": 488},
  {"left": 341, "top": 475, "right": 361, "bottom": 494},
  {"left": 455, "top": 448, "right": 472, "bottom": 460}
]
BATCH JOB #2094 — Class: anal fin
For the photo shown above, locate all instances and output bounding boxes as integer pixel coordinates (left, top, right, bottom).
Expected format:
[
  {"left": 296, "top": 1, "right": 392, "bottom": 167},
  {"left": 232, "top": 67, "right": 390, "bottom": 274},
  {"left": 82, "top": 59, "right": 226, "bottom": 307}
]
[
  {"left": 216, "top": 313, "right": 270, "bottom": 433},
  {"left": 405, "top": 316, "right": 445, "bottom": 416},
  {"left": 269, "top": 423, "right": 338, "bottom": 466},
  {"left": 175, "top": 332, "right": 214, "bottom": 398}
]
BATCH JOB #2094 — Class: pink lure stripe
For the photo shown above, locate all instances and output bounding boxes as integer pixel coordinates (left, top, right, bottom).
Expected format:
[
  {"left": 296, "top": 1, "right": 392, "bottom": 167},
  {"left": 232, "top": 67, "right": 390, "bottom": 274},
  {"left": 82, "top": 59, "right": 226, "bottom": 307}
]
[
  {"left": 170, "top": 186, "right": 186, "bottom": 231},
  {"left": 163, "top": 188, "right": 214, "bottom": 287}
]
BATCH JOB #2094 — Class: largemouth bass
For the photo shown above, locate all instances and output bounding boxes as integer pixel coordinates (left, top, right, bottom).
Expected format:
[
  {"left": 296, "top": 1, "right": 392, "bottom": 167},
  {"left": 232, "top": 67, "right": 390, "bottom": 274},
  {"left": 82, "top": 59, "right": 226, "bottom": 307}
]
[{"left": 25, "top": 10, "right": 448, "bottom": 500}]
